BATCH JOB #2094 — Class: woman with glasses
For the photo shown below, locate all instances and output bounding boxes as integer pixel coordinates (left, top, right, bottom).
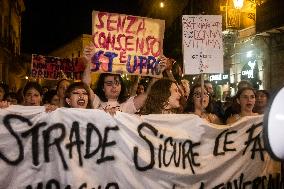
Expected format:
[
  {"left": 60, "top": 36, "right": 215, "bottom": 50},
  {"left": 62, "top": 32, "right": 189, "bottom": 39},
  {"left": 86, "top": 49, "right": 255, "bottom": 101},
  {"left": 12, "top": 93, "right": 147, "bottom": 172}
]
[
  {"left": 93, "top": 73, "right": 141, "bottom": 114},
  {"left": 64, "top": 82, "right": 92, "bottom": 109},
  {"left": 82, "top": 54, "right": 166, "bottom": 115},
  {"left": 226, "top": 87, "right": 258, "bottom": 124},
  {"left": 184, "top": 84, "right": 222, "bottom": 124},
  {"left": 84, "top": 71, "right": 155, "bottom": 115}
]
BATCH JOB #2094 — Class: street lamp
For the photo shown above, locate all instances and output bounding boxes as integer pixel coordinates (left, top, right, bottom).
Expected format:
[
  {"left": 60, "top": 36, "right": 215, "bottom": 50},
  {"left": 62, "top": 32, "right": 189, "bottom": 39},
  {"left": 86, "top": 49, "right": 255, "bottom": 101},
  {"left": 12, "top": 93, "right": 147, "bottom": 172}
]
[
  {"left": 233, "top": 0, "right": 244, "bottom": 9},
  {"left": 160, "top": 1, "right": 165, "bottom": 8}
]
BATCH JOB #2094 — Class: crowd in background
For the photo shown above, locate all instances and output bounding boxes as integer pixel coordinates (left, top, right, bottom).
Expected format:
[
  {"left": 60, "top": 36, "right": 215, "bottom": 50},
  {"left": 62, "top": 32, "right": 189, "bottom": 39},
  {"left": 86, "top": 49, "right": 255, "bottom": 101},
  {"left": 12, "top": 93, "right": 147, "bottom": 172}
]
[{"left": 0, "top": 55, "right": 270, "bottom": 125}]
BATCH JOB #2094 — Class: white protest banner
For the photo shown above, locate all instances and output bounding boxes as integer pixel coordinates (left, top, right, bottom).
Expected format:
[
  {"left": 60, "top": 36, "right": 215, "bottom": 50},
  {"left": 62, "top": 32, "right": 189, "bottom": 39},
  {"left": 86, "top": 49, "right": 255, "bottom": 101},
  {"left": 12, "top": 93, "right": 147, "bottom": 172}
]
[
  {"left": 0, "top": 106, "right": 281, "bottom": 189},
  {"left": 31, "top": 54, "right": 85, "bottom": 80},
  {"left": 182, "top": 15, "right": 223, "bottom": 74},
  {"left": 88, "top": 11, "right": 165, "bottom": 77}
]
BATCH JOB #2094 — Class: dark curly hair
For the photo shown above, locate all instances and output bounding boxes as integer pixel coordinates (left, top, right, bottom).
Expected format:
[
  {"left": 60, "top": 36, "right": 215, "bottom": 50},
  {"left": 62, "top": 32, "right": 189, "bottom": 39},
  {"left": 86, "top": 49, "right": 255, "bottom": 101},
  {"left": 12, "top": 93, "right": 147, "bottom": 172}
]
[
  {"left": 42, "top": 89, "right": 57, "bottom": 104},
  {"left": 94, "top": 73, "right": 128, "bottom": 103},
  {"left": 23, "top": 82, "right": 43, "bottom": 96},
  {"left": 140, "top": 78, "right": 178, "bottom": 114},
  {"left": 64, "top": 82, "right": 92, "bottom": 109}
]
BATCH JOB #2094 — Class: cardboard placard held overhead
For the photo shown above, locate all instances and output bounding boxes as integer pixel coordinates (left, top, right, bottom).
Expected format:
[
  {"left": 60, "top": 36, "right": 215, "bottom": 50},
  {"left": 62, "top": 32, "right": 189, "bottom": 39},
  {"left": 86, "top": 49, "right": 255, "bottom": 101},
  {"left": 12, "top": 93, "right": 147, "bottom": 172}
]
[
  {"left": 31, "top": 54, "right": 85, "bottom": 80},
  {"left": 182, "top": 15, "right": 223, "bottom": 74},
  {"left": 88, "top": 11, "right": 165, "bottom": 77}
]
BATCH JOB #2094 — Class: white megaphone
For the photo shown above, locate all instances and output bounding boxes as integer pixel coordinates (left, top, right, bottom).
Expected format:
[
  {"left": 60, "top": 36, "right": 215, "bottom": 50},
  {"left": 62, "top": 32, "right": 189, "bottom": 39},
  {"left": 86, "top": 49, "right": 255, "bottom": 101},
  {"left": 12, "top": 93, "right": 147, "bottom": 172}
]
[{"left": 263, "top": 86, "right": 284, "bottom": 161}]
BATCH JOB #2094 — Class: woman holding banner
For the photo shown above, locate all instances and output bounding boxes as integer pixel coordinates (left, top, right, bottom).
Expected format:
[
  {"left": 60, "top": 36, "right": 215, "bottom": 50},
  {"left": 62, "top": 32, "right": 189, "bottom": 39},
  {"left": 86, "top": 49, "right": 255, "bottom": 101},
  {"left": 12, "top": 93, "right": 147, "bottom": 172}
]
[
  {"left": 0, "top": 81, "right": 57, "bottom": 112},
  {"left": 56, "top": 79, "right": 71, "bottom": 107},
  {"left": 64, "top": 82, "right": 92, "bottom": 109},
  {"left": 140, "top": 78, "right": 181, "bottom": 114},
  {"left": 226, "top": 87, "right": 258, "bottom": 124},
  {"left": 83, "top": 66, "right": 153, "bottom": 114},
  {"left": 185, "top": 84, "right": 222, "bottom": 124},
  {"left": 22, "top": 81, "right": 43, "bottom": 106},
  {"left": 93, "top": 73, "right": 139, "bottom": 114},
  {"left": 82, "top": 55, "right": 169, "bottom": 115}
]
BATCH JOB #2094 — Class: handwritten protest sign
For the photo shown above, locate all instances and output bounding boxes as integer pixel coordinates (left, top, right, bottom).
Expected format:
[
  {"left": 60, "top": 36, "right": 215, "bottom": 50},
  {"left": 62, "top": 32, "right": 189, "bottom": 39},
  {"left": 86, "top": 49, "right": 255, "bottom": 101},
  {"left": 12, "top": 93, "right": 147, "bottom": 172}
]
[
  {"left": 0, "top": 106, "right": 281, "bottom": 189},
  {"left": 87, "top": 11, "right": 165, "bottom": 77},
  {"left": 31, "top": 54, "right": 85, "bottom": 80},
  {"left": 182, "top": 15, "right": 223, "bottom": 74}
]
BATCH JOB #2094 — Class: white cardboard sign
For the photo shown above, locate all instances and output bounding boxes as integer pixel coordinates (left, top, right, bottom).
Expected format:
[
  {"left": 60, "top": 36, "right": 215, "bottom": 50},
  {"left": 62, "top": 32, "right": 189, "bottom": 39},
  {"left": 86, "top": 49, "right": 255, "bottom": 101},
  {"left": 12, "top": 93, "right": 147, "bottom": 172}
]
[{"left": 182, "top": 15, "right": 223, "bottom": 74}]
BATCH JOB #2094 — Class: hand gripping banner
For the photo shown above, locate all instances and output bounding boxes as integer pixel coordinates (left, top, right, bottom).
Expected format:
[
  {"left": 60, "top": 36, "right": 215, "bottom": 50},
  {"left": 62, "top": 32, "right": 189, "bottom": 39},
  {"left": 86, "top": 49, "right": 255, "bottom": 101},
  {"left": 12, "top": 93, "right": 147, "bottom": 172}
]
[{"left": 0, "top": 106, "right": 281, "bottom": 189}]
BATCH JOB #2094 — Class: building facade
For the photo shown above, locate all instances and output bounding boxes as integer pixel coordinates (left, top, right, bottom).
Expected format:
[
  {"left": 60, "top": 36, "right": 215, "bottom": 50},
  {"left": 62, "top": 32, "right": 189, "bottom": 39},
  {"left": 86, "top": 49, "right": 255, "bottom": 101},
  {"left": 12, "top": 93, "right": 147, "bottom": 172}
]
[
  {"left": 49, "top": 34, "right": 92, "bottom": 60},
  {"left": 256, "top": 0, "right": 284, "bottom": 90},
  {"left": 222, "top": 0, "right": 284, "bottom": 94},
  {"left": 0, "top": 0, "right": 26, "bottom": 91}
]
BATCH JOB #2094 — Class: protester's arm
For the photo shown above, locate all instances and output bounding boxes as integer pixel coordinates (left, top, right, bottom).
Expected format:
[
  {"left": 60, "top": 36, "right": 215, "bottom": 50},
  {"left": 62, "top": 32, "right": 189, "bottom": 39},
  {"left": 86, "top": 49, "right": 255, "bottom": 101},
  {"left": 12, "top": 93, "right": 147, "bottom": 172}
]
[
  {"left": 82, "top": 57, "right": 91, "bottom": 86},
  {"left": 160, "top": 55, "right": 175, "bottom": 81},
  {"left": 81, "top": 57, "right": 97, "bottom": 107},
  {"left": 129, "top": 75, "right": 140, "bottom": 97},
  {"left": 133, "top": 77, "right": 158, "bottom": 111}
]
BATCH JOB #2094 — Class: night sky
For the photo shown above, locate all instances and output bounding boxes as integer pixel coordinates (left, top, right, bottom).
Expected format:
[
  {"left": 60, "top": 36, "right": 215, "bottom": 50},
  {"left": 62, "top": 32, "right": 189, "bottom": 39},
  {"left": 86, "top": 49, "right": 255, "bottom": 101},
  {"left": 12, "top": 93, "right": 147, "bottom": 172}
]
[{"left": 21, "top": 0, "right": 143, "bottom": 54}]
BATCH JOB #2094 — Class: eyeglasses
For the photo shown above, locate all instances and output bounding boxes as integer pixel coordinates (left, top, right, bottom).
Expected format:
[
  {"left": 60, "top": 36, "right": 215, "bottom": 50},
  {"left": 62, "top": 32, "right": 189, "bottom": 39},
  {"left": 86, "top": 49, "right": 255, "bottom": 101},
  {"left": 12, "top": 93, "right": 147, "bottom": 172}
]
[
  {"left": 193, "top": 92, "right": 210, "bottom": 98},
  {"left": 104, "top": 80, "right": 121, "bottom": 87}
]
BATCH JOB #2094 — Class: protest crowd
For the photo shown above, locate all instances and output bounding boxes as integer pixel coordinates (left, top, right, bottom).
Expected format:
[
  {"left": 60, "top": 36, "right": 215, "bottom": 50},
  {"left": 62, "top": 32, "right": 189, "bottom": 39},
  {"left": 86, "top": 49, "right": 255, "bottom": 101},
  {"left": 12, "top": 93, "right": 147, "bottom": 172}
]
[
  {"left": 0, "top": 10, "right": 281, "bottom": 189},
  {"left": 0, "top": 44, "right": 283, "bottom": 188},
  {"left": 0, "top": 55, "right": 270, "bottom": 124}
]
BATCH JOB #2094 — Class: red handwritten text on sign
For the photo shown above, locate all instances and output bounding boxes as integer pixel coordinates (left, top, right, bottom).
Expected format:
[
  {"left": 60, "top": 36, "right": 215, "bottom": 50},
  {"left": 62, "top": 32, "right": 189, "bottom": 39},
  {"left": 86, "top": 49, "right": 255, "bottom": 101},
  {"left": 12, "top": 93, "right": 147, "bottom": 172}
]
[
  {"left": 93, "top": 12, "right": 162, "bottom": 59},
  {"left": 31, "top": 54, "right": 85, "bottom": 80},
  {"left": 90, "top": 11, "right": 165, "bottom": 78}
]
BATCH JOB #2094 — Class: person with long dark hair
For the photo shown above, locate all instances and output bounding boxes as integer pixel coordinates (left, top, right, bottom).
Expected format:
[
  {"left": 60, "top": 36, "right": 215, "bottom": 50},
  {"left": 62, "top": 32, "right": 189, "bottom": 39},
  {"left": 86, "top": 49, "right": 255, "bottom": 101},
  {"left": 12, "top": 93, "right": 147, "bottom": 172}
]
[
  {"left": 140, "top": 78, "right": 181, "bottom": 114},
  {"left": 185, "top": 84, "right": 222, "bottom": 124},
  {"left": 91, "top": 73, "right": 151, "bottom": 114},
  {"left": 82, "top": 55, "right": 165, "bottom": 114},
  {"left": 226, "top": 87, "right": 258, "bottom": 124}
]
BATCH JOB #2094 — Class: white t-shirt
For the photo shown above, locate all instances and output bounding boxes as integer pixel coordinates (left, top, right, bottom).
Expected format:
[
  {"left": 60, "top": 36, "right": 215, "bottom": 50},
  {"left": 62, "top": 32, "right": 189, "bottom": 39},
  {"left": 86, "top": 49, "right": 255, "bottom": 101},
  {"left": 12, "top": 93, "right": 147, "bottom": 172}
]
[{"left": 92, "top": 94, "right": 137, "bottom": 114}]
